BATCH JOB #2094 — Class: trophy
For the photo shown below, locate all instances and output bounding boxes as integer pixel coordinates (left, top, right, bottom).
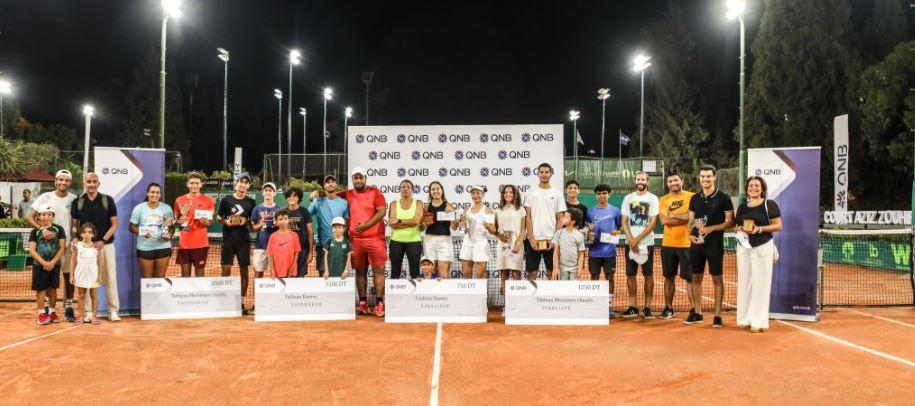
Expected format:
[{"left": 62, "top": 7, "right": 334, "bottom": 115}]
[
  {"left": 742, "top": 219, "right": 755, "bottom": 233},
  {"left": 179, "top": 203, "right": 191, "bottom": 229},
  {"left": 693, "top": 217, "right": 707, "bottom": 244}
]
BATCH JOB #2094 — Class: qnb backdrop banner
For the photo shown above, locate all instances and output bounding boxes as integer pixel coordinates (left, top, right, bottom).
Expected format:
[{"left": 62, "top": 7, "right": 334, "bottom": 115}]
[
  {"left": 347, "top": 125, "right": 565, "bottom": 208},
  {"left": 748, "top": 147, "right": 821, "bottom": 322},
  {"left": 833, "top": 114, "right": 849, "bottom": 212},
  {"left": 96, "top": 147, "right": 165, "bottom": 315}
]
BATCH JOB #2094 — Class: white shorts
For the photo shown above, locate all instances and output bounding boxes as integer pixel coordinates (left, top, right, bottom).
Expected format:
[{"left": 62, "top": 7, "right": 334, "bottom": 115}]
[
  {"left": 423, "top": 235, "right": 454, "bottom": 262},
  {"left": 459, "top": 243, "right": 489, "bottom": 263},
  {"left": 252, "top": 249, "right": 269, "bottom": 272}
]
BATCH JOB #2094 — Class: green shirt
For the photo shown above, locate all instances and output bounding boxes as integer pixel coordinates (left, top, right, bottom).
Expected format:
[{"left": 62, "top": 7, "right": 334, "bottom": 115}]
[{"left": 323, "top": 236, "right": 352, "bottom": 277}]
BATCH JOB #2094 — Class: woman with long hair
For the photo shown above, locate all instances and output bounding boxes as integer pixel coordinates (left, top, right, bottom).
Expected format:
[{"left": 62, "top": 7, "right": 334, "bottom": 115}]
[
  {"left": 129, "top": 183, "right": 175, "bottom": 278},
  {"left": 420, "top": 181, "right": 458, "bottom": 278},
  {"left": 495, "top": 184, "right": 526, "bottom": 297}
]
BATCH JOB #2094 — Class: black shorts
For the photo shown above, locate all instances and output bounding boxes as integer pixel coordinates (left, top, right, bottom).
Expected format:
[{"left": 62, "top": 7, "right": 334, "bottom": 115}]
[
  {"left": 221, "top": 240, "right": 251, "bottom": 267},
  {"left": 624, "top": 245, "right": 654, "bottom": 277},
  {"left": 137, "top": 248, "right": 172, "bottom": 260},
  {"left": 524, "top": 239, "right": 554, "bottom": 273},
  {"left": 32, "top": 264, "right": 61, "bottom": 291},
  {"left": 661, "top": 247, "right": 691, "bottom": 280},
  {"left": 176, "top": 247, "right": 209, "bottom": 268},
  {"left": 588, "top": 256, "right": 616, "bottom": 280},
  {"left": 690, "top": 242, "right": 724, "bottom": 276}
]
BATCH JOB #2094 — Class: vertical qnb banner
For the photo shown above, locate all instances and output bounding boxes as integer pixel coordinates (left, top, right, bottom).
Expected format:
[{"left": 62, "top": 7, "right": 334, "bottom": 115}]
[
  {"left": 347, "top": 125, "right": 565, "bottom": 208},
  {"left": 96, "top": 147, "right": 165, "bottom": 315},
  {"left": 748, "top": 147, "right": 821, "bottom": 321}
]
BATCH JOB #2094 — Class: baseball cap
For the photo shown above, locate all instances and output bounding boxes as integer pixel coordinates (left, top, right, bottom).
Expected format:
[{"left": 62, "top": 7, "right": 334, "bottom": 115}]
[
  {"left": 262, "top": 182, "right": 277, "bottom": 191},
  {"left": 351, "top": 167, "right": 367, "bottom": 177},
  {"left": 420, "top": 256, "right": 433, "bottom": 264},
  {"left": 628, "top": 248, "right": 649, "bottom": 265},
  {"left": 237, "top": 172, "right": 252, "bottom": 182},
  {"left": 469, "top": 185, "right": 485, "bottom": 193},
  {"left": 331, "top": 216, "right": 346, "bottom": 226},
  {"left": 323, "top": 174, "right": 337, "bottom": 183},
  {"left": 55, "top": 169, "right": 72, "bottom": 179},
  {"left": 36, "top": 203, "right": 55, "bottom": 214}
]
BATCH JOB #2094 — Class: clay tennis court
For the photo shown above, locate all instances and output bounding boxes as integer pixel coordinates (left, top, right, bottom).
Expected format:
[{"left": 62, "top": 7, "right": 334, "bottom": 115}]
[{"left": 0, "top": 302, "right": 912, "bottom": 404}]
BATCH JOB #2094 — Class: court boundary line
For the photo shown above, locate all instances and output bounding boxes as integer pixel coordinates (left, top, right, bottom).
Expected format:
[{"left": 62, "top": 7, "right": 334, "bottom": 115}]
[
  {"left": 847, "top": 309, "right": 915, "bottom": 329},
  {"left": 0, "top": 324, "right": 83, "bottom": 352},
  {"left": 0, "top": 309, "right": 28, "bottom": 317},
  {"left": 776, "top": 320, "right": 915, "bottom": 368},
  {"left": 429, "top": 322, "right": 443, "bottom": 406}
]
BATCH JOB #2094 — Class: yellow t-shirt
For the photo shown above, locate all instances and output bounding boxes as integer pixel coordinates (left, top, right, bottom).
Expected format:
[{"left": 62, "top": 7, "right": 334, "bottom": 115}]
[{"left": 659, "top": 191, "right": 694, "bottom": 248}]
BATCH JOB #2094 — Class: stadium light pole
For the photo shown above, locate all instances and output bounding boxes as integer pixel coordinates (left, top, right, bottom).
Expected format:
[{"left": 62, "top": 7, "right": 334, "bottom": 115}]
[
  {"left": 322, "top": 88, "right": 333, "bottom": 176},
  {"left": 82, "top": 105, "right": 95, "bottom": 174},
  {"left": 0, "top": 80, "right": 11, "bottom": 138},
  {"left": 597, "top": 88, "right": 611, "bottom": 184},
  {"left": 727, "top": 0, "right": 748, "bottom": 203},
  {"left": 569, "top": 110, "right": 581, "bottom": 178},
  {"left": 632, "top": 54, "right": 651, "bottom": 158},
  {"left": 218, "top": 47, "right": 229, "bottom": 171},
  {"left": 159, "top": 0, "right": 182, "bottom": 149},
  {"left": 300, "top": 107, "right": 307, "bottom": 178},
  {"left": 344, "top": 107, "right": 353, "bottom": 158},
  {"left": 287, "top": 49, "right": 301, "bottom": 178},
  {"left": 274, "top": 89, "right": 283, "bottom": 182}
]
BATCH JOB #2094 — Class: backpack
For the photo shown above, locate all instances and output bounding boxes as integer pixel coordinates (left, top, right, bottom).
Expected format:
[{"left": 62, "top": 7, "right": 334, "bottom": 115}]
[{"left": 77, "top": 194, "right": 109, "bottom": 213}]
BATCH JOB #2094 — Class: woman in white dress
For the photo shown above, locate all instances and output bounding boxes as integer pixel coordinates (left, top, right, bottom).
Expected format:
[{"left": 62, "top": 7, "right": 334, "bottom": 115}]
[
  {"left": 70, "top": 223, "right": 102, "bottom": 324},
  {"left": 458, "top": 186, "right": 496, "bottom": 279},
  {"left": 495, "top": 185, "right": 526, "bottom": 296}
]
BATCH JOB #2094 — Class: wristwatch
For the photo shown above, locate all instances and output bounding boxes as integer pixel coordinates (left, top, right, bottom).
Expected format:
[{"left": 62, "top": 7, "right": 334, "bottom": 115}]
[{"left": 397, "top": 219, "right": 403, "bottom": 225}]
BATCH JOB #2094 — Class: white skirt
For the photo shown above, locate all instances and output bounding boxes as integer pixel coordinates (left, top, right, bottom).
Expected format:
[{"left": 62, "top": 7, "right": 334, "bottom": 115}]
[{"left": 74, "top": 260, "right": 99, "bottom": 289}]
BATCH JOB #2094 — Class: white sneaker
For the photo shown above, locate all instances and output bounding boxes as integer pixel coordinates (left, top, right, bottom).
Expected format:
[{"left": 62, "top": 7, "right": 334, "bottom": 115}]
[{"left": 108, "top": 311, "right": 120, "bottom": 322}]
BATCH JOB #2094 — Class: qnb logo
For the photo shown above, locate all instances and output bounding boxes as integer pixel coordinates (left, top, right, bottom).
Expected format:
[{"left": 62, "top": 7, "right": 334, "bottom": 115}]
[
  {"left": 397, "top": 134, "right": 407, "bottom": 143},
  {"left": 488, "top": 167, "right": 513, "bottom": 176},
  {"left": 413, "top": 186, "right": 422, "bottom": 195},
  {"left": 397, "top": 168, "right": 407, "bottom": 177},
  {"left": 378, "top": 151, "right": 400, "bottom": 160},
  {"left": 362, "top": 134, "right": 388, "bottom": 143},
  {"left": 498, "top": 150, "right": 508, "bottom": 160},
  {"left": 438, "top": 167, "right": 448, "bottom": 177},
  {"left": 444, "top": 133, "right": 470, "bottom": 143},
  {"left": 420, "top": 151, "right": 443, "bottom": 160},
  {"left": 755, "top": 168, "right": 782, "bottom": 176},
  {"left": 479, "top": 133, "right": 490, "bottom": 143},
  {"left": 454, "top": 150, "right": 465, "bottom": 160},
  {"left": 438, "top": 133, "right": 448, "bottom": 143},
  {"left": 480, "top": 167, "right": 490, "bottom": 177},
  {"left": 400, "top": 168, "right": 429, "bottom": 177},
  {"left": 521, "top": 132, "right": 531, "bottom": 143},
  {"left": 521, "top": 167, "right": 533, "bottom": 177},
  {"left": 500, "top": 150, "right": 530, "bottom": 160},
  {"left": 102, "top": 167, "right": 129, "bottom": 175},
  {"left": 401, "top": 133, "right": 429, "bottom": 143},
  {"left": 411, "top": 151, "right": 421, "bottom": 160},
  {"left": 448, "top": 168, "right": 471, "bottom": 176},
  {"left": 459, "top": 151, "right": 487, "bottom": 160},
  {"left": 366, "top": 168, "right": 388, "bottom": 176},
  {"left": 489, "top": 133, "right": 512, "bottom": 142},
  {"left": 355, "top": 134, "right": 366, "bottom": 144},
  {"left": 454, "top": 184, "right": 466, "bottom": 195},
  {"left": 368, "top": 151, "right": 379, "bottom": 161}
]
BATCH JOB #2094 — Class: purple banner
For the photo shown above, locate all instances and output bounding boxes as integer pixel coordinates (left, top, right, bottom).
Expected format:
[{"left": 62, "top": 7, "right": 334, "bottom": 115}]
[
  {"left": 748, "top": 147, "right": 821, "bottom": 321},
  {"left": 97, "top": 148, "right": 165, "bottom": 315}
]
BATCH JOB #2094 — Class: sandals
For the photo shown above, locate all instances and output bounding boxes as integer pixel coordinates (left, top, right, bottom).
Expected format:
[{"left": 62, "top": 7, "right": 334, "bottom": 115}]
[{"left": 91, "top": 317, "right": 101, "bottom": 325}]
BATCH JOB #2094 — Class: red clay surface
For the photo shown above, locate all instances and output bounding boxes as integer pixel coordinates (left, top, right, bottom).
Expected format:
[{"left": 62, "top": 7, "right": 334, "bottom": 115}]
[{"left": 0, "top": 303, "right": 912, "bottom": 405}]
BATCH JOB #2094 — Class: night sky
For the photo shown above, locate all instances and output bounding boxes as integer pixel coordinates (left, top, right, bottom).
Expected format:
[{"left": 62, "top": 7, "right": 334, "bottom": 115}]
[{"left": 0, "top": 0, "right": 754, "bottom": 172}]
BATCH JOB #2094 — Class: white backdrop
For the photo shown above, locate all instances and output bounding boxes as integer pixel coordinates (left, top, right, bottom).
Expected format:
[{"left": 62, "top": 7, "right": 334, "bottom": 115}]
[{"left": 347, "top": 125, "right": 565, "bottom": 209}]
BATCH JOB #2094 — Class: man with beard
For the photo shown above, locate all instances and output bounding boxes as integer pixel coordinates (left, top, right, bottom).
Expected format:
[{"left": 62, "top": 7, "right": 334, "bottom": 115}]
[
  {"left": 308, "top": 175, "right": 349, "bottom": 278},
  {"left": 686, "top": 165, "right": 734, "bottom": 328},
  {"left": 523, "top": 163, "right": 567, "bottom": 281},
  {"left": 658, "top": 171, "right": 695, "bottom": 320},
  {"left": 30, "top": 170, "right": 78, "bottom": 321},
  {"left": 620, "top": 171, "right": 659, "bottom": 320},
  {"left": 311, "top": 168, "right": 386, "bottom": 316},
  {"left": 70, "top": 172, "right": 120, "bottom": 321}
]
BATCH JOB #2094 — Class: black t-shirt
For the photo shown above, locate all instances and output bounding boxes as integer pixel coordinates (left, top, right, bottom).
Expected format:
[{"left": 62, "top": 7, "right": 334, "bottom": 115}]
[
  {"left": 566, "top": 201, "right": 589, "bottom": 226},
  {"left": 218, "top": 194, "right": 257, "bottom": 245},
  {"left": 286, "top": 206, "right": 313, "bottom": 253},
  {"left": 736, "top": 200, "right": 781, "bottom": 247},
  {"left": 29, "top": 224, "right": 66, "bottom": 262},
  {"left": 688, "top": 189, "right": 734, "bottom": 247},
  {"left": 71, "top": 194, "right": 118, "bottom": 243},
  {"left": 425, "top": 201, "right": 452, "bottom": 236}
]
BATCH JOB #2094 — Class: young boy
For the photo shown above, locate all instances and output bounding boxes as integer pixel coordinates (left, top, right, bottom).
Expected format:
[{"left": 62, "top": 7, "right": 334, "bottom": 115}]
[
  {"left": 322, "top": 217, "right": 351, "bottom": 279},
  {"left": 417, "top": 256, "right": 439, "bottom": 281},
  {"left": 551, "top": 208, "right": 586, "bottom": 281},
  {"left": 29, "top": 204, "right": 67, "bottom": 325},
  {"left": 266, "top": 209, "right": 301, "bottom": 278},
  {"left": 252, "top": 182, "right": 281, "bottom": 280}
]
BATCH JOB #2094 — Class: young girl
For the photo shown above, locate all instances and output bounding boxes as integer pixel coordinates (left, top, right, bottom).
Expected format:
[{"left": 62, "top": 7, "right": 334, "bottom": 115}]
[{"left": 70, "top": 223, "right": 102, "bottom": 324}]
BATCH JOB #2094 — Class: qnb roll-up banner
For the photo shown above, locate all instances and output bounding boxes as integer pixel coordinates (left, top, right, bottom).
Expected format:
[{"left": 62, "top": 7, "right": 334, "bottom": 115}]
[
  {"left": 347, "top": 125, "right": 565, "bottom": 207},
  {"left": 748, "top": 147, "right": 821, "bottom": 322},
  {"left": 96, "top": 147, "right": 165, "bottom": 315}
]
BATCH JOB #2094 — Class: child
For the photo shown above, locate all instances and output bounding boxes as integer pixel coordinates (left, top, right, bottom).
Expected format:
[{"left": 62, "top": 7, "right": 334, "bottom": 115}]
[
  {"left": 551, "top": 208, "right": 586, "bottom": 281},
  {"left": 322, "top": 217, "right": 351, "bottom": 279},
  {"left": 266, "top": 209, "right": 301, "bottom": 278},
  {"left": 29, "top": 204, "right": 67, "bottom": 325},
  {"left": 417, "top": 256, "right": 440, "bottom": 281},
  {"left": 71, "top": 223, "right": 102, "bottom": 324},
  {"left": 252, "top": 182, "right": 281, "bottom": 280}
]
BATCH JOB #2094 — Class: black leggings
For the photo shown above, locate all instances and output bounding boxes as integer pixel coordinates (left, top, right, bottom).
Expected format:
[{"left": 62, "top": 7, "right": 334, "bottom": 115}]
[{"left": 389, "top": 240, "right": 422, "bottom": 279}]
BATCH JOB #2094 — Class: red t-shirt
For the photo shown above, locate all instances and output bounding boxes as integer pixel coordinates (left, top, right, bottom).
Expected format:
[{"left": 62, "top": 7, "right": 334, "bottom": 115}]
[
  {"left": 266, "top": 230, "right": 301, "bottom": 277},
  {"left": 173, "top": 193, "right": 215, "bottom": 249},
  {"left": 339, "top": 187, "right": 386, "bottom": 240}
]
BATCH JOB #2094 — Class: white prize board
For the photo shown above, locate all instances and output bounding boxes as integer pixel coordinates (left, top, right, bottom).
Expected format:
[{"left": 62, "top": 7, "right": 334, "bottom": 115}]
[
  {"left": 384, "top": 278, "right": 488, "bottom": 323},
  {"left": 254, "top": 278, "right": 356, "bottom": 322},
  {"left": 141, "top": 277, "right": 242, "bottom": 320},
  {"left": 505, "top": 280, "right": 609, "bottom": 326}
]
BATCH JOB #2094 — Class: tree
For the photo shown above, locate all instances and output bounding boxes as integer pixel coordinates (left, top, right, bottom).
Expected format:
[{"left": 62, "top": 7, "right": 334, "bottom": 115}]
[
  {"left": 19, "top": 122, "right": 79, "bottom": 150},
  {"left": 745, "top": 0, "right": 861, "bottom": 205},
  {"left": 862, "top": 0, "right": 909, "bottom": 64},
  {"left": 120, "top": 47, "right": 192, "bottom": 166},
  {"left": 0, "top": 95, "right": 22, "bottom": 138}
]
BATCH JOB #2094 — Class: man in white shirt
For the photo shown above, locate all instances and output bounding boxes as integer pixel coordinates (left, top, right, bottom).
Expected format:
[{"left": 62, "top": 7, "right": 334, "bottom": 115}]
[
  {"left": 620, "top": 171, "right": 660, "bottom": 320},
  {"left": 523, "top": 163, "right": 567, "bottom": 281},
  {"left": 28, "top": 170, "right": 78, "bottom": 322}
]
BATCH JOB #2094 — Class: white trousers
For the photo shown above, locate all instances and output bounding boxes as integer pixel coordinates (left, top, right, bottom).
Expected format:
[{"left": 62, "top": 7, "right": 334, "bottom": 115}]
[
  {"left": 84, "top": 244, "right": 119, "bottom": 315},
  {"left": 736, "top": 240, "right": 775, "bottom": 329}
]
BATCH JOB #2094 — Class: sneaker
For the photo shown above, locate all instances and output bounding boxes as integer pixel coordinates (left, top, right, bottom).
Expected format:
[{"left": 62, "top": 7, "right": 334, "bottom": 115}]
[
  {"left": 248, "top": 306, "right": 255, "bottom": 315},
  {"left": 49, "top": 311, "right": 60, "bottom": 323},
  {"left": 713, "top": 316, "right": 723, "bottom": 328},
  {"left": 36, "top": 313, "right": 50, "bottom": 325},
  {"left": 643, "top": 307, "right": 655, "bottom": 320},
  {"left": 608, "top": 308, "right": 615, "bottom": 319},
  {"left": 374, "top": 301, "right": 386, "bottom": 317},
  {"left": 242, "top": 307, "right": 250, "bottom": 316},
  {"left": 621, "top": 306, "right": 639, "bottom": 319},
  {"left": 109, "top": 312, "right": 121, "bottom": 322},
  {"left": 65, "top": 307, "right": 76, "bottom": 322},
  {"left": 684, "top": 311, "right": 704, "bottom": 325},
  {"left": 357, "top": 300, "right": 369, "bottom": 315},
  {"left": 659, "top": 307, "right": 674, "bottom": 320}
]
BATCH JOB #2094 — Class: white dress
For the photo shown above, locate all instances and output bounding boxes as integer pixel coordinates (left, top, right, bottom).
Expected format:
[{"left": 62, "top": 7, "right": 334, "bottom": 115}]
[{"left": 74, "top": 244, "right": 100, "bottom": 288}]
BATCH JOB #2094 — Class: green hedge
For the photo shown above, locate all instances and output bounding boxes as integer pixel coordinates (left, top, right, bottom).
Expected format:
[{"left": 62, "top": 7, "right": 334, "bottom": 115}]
[{"left": 0, "top": 218, "right": 29, "bottom": 229}]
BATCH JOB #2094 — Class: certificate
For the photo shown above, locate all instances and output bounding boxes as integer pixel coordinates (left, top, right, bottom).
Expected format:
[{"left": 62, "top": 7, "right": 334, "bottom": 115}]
[
  {"left": 141, "top": 277, "right": 242, "bottom": 320},
  {"left": 194, "top": 209, "right": 213, "bottom": 220},
  {"left": 505, "top": 280, "right": 609, "bottom": 326},
  {"left": 436, "top": 211, "right": 456, "bottom": 221},
  {"left": 385, "top": 278, "right": 488, "bottom": 323},
  {"left": 254, "top": 278, "right": 356, "bottom": 322}
]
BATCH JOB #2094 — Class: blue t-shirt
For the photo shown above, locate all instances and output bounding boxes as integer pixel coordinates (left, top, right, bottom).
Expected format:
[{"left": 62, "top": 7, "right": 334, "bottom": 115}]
[
  {"left": 130, "top": 202, "right": 175, "bottom": 251},
  {"left": 587, "top": 204, "right": 622, "bottom": 258},
  {"left": 251, "top": 204, "right": 280, "bottom": 250},
  {"left": 307, "top": 196, "right": 349, "bottom": 246}
]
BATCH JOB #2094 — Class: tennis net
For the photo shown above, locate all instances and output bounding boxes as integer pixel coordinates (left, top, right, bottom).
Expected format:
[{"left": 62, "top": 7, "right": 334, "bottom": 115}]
[{"left": 818, "top": 228, "right": 914, "bottom": 307}]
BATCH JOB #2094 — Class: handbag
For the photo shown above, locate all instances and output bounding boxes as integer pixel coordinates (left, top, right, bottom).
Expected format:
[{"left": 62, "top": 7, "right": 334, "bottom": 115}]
[{"left": 764, "top": 199, "right": 779, "bottom": 263}]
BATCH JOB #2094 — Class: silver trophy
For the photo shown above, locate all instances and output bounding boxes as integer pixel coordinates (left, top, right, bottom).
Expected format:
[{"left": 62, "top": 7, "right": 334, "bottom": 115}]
[{"left": 694, "top": 217, "right": 707, "bottom": 244}]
